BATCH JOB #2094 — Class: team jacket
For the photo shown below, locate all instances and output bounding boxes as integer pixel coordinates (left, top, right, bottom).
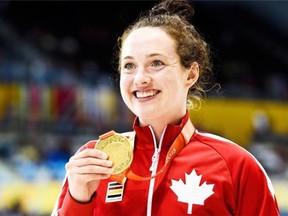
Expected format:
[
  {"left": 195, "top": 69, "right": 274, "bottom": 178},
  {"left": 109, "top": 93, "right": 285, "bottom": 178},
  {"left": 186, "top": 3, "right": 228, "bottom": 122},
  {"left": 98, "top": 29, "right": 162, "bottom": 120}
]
[{"left": 52, "top": 112, "right": 280, "bottom": 216}]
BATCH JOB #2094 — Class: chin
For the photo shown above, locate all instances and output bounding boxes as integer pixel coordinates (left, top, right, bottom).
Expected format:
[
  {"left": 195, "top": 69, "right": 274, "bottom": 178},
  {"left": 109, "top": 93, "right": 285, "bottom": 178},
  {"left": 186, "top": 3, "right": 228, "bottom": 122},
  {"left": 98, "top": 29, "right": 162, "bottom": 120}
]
[{"left": 136, "top": 109, "right": 162, "bottom": 121}]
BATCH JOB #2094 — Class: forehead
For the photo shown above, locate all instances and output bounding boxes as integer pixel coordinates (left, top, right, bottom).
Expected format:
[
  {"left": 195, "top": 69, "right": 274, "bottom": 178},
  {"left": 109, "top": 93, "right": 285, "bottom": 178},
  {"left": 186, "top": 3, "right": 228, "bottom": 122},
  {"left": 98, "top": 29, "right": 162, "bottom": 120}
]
[{"left": 121, "top": 27, "right": 176, "bottom": 57}]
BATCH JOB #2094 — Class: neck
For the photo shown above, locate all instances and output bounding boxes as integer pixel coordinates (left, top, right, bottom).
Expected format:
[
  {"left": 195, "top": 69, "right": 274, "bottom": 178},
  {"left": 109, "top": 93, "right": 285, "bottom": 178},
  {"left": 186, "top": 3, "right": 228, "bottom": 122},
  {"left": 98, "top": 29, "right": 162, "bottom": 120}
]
[{"left": 138, "top": 110, "right": 188, "bottom": 143}]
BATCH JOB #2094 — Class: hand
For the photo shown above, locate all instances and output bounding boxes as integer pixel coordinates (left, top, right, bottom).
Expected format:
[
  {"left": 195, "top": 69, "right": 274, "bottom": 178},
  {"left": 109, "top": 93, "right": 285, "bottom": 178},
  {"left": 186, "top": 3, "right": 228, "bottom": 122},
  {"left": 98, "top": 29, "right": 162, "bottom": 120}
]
[{"left": 65, "top": 148, "right": 114, "bottom": 202}]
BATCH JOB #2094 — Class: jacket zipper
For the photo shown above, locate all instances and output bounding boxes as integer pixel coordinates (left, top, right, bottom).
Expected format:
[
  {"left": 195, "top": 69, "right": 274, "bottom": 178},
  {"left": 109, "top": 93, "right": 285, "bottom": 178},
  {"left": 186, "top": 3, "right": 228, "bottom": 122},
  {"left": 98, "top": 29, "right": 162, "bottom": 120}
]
[
  {"left": 149, "top": 148, "right": 160, "bottom": 171},
  {"left": 146, "top": 126, "right": 167, "bottom": 216}
]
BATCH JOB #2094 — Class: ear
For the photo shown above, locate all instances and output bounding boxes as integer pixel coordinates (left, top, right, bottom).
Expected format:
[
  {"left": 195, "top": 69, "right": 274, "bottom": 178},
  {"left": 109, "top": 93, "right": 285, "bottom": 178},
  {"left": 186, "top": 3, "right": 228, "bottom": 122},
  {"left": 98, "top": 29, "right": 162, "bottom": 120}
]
[{"left": 186, "top": 62, "right": 199, "bottom": 87}]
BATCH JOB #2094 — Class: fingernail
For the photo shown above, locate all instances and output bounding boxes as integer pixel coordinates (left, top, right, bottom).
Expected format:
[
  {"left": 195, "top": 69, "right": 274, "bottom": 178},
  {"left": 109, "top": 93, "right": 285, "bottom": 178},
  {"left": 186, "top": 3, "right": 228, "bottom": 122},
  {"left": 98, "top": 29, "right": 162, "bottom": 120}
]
[
  {"left": 107, "top": 160, "right": 113, "bottom": 166},
  {"left": 101, "top": 152, "right": 108, "bottom": 159}
]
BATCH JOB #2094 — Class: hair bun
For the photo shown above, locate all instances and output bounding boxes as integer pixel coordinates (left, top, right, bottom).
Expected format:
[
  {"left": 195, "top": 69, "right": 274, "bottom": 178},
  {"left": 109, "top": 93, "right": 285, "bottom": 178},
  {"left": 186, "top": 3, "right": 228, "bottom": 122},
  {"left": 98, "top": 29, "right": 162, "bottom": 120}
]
[{"left": 149, "top": 0, "right": 195, "bottom": 21}]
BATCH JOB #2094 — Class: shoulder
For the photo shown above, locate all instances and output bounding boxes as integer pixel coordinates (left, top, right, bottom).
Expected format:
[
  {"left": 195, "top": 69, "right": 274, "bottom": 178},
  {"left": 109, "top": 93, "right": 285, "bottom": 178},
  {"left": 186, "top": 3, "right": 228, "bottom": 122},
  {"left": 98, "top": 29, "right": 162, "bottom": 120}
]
[
  {"left": 190, "top": 131, "right": 279, "bottom": 215},
  {"left": 192, "top": 130, "right": 275, "bottom": 183},
  {"left": 191, "top": 130, "right": 273, "bottom": 186},
  {"left": 192, "top": 130, "right": 249, "bottom": 157},
  {"left": 191, "top": 130, "right": 265, "bottom": 173}
]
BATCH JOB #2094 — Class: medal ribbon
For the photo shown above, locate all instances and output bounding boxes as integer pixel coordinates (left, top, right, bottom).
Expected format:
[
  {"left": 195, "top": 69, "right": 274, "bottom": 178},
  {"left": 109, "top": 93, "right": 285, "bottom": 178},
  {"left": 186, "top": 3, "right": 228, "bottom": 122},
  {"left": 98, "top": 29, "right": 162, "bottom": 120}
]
[
  {"left": 127, "top": 118, "right": 194, "bottom": 181},
  {"left": 110, "top": 118, "right": 194, "bottom": 184}
]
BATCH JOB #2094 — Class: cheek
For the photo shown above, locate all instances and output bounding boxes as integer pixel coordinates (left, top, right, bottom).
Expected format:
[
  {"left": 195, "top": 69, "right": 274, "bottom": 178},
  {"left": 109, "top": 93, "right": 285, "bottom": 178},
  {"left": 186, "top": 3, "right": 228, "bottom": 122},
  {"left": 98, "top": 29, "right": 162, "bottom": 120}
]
[
  {"left": 166, "top": 78, "right": 187, "bottom": 96},
  {"left": 119, "top": 76, "right": 129, "bottom": 97},
  {"left": 119, "top": 77, "right": 133, "bottom": 110},
  {"left": 119, "top": 78, "right": 125, "bottom": 94}
]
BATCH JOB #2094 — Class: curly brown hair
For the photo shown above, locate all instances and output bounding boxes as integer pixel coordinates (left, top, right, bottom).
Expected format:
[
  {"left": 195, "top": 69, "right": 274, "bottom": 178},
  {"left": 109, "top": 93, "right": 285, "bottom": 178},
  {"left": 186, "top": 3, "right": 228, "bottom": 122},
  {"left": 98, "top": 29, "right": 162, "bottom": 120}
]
[{"left": 116, "top": 0, "right": 215, "bottom": 110}]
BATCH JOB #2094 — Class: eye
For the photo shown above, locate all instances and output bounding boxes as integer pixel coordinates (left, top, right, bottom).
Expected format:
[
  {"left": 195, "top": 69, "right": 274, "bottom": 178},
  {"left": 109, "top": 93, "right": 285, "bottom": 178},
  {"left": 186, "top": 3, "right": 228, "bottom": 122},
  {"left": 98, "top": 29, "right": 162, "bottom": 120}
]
[
  {"left": 124, "top": 63, "right": 135, "bottom": 70},
  {"left": 151, "top": 60, "right": 164, "bottom": 67}
]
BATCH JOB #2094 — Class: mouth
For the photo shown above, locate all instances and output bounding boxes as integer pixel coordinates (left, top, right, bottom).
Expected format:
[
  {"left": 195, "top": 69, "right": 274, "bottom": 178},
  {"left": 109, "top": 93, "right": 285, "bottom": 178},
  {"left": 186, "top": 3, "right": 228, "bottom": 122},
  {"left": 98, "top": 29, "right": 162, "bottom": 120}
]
[{"left": 134, "top": 89, "right": 160, "bottom": 99}]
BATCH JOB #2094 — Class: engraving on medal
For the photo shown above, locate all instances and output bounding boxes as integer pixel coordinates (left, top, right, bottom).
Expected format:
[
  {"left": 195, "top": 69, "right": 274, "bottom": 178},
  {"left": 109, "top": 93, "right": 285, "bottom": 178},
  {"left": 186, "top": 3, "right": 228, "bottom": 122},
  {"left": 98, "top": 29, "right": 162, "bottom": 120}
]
[{"left": 95, "top": 133, "right": 133, "bottom": 174}]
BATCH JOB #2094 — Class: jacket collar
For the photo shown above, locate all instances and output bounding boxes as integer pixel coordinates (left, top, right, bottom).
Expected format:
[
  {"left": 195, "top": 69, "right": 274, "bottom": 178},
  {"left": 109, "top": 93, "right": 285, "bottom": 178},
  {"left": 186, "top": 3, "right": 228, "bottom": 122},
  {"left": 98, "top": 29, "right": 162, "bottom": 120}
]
[{"left": 132, "top": 111, "right": 190, "bottom": 151}]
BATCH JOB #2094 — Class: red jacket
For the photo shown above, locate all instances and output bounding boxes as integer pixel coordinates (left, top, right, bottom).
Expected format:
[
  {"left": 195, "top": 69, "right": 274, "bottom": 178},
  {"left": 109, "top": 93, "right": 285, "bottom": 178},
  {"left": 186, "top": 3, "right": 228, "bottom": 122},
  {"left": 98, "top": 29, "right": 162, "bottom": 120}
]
[{"left": 52, "top": 113, "right": 280, "bottom": 216}]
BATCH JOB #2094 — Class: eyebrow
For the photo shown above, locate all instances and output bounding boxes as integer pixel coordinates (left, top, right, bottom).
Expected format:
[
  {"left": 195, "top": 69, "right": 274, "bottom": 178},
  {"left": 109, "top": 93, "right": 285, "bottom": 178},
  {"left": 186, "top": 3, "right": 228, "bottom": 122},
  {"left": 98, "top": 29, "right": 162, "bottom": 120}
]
[{"left": 122, "top": 53, "right": 165, "bottom": 60}]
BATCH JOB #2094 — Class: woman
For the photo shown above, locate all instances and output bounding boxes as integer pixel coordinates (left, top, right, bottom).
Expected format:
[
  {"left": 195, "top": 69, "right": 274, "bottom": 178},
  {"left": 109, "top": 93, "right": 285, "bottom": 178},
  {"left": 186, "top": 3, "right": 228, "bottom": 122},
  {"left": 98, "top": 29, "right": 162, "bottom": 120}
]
[{"left": 52, "top": 0, "right": 280, "bottom": 215}]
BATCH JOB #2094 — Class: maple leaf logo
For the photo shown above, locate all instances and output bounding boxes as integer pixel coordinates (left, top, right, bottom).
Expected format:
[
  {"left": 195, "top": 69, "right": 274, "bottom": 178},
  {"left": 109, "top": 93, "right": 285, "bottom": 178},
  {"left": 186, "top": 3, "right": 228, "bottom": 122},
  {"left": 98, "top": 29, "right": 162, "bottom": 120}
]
[{"left": 170, "top": 169, "right": 214, "bottom": 214}]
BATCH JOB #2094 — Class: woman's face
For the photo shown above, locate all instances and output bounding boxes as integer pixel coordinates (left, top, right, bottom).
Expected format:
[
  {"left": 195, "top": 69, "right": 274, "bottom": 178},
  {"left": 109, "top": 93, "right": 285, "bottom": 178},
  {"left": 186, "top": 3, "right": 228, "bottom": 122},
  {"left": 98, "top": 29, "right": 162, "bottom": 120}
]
[{"left": 119, "top": 27, "right": 197, "bottom": 125}]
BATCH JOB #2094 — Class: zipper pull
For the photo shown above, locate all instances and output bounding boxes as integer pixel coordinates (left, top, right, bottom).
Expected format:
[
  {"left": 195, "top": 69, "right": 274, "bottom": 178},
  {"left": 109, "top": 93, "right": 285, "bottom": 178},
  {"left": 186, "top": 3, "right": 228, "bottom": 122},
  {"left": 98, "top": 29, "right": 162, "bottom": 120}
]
[{"left": 149, "top": 149, "right": 160, "bottom": 171}]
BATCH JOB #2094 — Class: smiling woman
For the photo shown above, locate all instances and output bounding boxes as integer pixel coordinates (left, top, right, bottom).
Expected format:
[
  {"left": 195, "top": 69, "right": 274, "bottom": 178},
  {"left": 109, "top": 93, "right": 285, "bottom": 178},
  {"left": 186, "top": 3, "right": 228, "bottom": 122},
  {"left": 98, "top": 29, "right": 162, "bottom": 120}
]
[
  {"left": 119, "top": 27, "right": 198, "bottom": 135},
  {"left": 52, "top": 0, "right": 280, "bottom": 215}
]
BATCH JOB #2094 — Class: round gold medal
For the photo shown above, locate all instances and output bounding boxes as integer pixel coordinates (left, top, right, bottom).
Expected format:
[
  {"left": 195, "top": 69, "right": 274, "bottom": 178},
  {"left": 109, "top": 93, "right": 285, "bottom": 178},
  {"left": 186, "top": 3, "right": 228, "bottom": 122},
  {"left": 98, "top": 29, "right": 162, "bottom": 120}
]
[{"left": 95, "top": 132, "right": 133, "bottom": 175}]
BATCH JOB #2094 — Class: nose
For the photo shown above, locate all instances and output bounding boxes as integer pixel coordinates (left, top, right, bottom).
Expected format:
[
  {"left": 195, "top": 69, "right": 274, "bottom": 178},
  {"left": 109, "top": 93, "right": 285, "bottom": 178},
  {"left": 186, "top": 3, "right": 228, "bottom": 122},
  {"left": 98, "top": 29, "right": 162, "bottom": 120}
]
[{"left": 134, "top": 67, "right": 151, "bottom": 86}]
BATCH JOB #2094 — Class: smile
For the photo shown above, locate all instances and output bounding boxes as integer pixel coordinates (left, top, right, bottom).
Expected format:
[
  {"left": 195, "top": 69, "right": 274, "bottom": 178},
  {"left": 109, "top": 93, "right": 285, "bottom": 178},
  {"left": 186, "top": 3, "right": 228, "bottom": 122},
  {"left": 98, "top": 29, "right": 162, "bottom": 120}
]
[{"left": 135, "top": 89, "right": 160, "bottom": 99}]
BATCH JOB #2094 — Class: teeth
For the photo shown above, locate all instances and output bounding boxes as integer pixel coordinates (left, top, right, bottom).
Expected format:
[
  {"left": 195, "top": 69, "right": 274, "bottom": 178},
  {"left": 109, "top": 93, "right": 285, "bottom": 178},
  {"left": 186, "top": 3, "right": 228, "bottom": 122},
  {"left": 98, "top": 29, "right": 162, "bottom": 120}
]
[{"left": 136, "top": 90, "right": 158, "bottom": 98}]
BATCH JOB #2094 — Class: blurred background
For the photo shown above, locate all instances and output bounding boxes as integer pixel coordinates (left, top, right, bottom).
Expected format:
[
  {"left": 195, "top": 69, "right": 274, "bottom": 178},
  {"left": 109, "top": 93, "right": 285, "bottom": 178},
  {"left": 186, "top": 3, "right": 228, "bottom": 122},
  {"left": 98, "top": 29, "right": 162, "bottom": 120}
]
[{"left": 0, "top": 1, "right": 287, "bottom": 215}]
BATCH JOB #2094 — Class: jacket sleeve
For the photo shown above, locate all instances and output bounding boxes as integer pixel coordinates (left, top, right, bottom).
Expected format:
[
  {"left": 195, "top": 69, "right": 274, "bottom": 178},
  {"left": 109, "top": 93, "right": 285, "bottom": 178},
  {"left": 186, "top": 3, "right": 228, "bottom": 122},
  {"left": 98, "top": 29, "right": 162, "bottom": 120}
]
[
  {"left": 233, "top": 152, "right": 280, "bottom": 216},
  {"left": 51, "top": 140, "right": 97, "bottom": 216}
]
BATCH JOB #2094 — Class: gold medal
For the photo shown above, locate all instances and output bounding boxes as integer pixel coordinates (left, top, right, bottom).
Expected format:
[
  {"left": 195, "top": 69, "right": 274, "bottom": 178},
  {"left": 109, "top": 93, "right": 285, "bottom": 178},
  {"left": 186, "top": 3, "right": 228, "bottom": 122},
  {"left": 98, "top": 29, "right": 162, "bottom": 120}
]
[{"left": 95, "top": 131, "right": 133, "bottom": 175}]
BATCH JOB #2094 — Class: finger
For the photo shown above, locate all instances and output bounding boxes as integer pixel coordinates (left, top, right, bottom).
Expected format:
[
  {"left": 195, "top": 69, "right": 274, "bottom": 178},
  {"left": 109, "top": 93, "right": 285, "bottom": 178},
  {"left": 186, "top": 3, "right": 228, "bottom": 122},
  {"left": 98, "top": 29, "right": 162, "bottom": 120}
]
[
  {"left": 66, "top": 166, "right": 113, "bottom": 182},
  {"left": 68, "top": 157, "right": 113, "bottom": 168},
  {"left": 69, "top": 173, "right": 111, "bottom": 183},
  {"left": 73, "top": 165, "right": 114, "bottom": 175},
  {"left": 72, "top": 148, "right": 109, "bottom": 160}
]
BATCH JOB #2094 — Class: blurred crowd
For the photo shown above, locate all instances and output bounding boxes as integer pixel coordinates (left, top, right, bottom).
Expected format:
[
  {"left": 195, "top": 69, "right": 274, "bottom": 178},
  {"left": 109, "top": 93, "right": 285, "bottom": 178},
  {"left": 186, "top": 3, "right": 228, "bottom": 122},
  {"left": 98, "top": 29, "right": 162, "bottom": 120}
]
[{"left": 0, "top": 22, "right": 133, "bottom": 216}]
